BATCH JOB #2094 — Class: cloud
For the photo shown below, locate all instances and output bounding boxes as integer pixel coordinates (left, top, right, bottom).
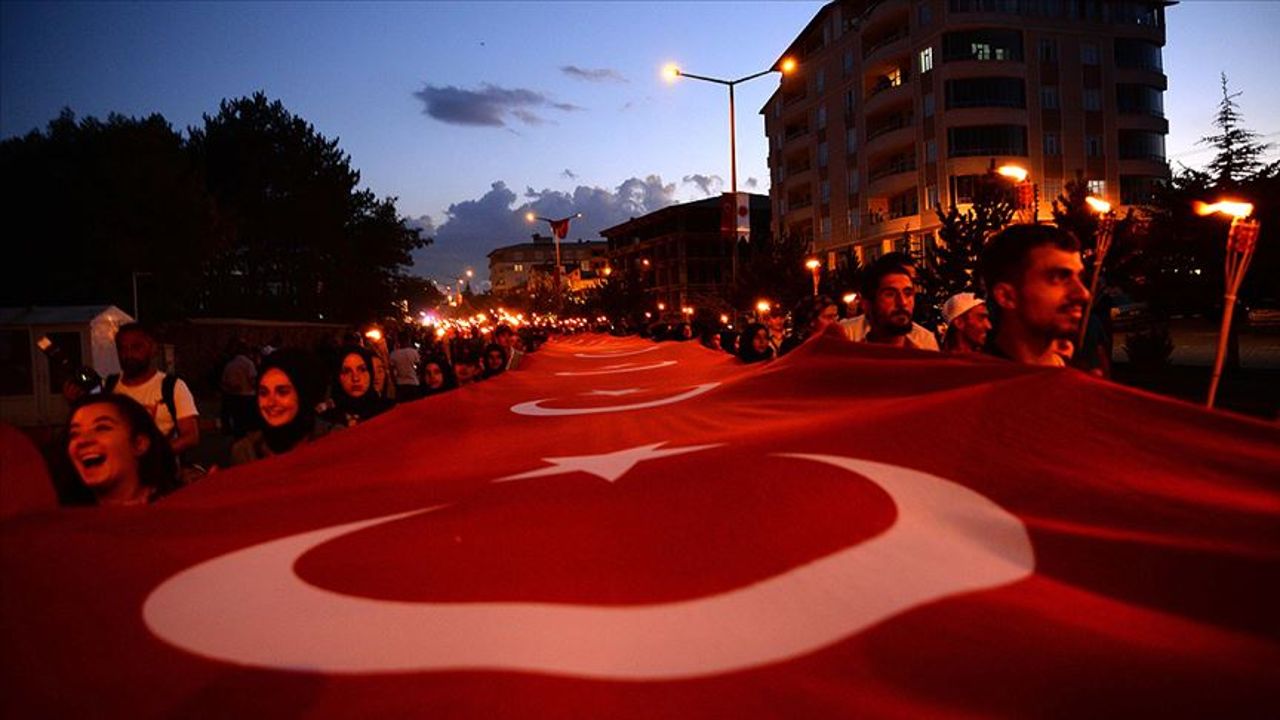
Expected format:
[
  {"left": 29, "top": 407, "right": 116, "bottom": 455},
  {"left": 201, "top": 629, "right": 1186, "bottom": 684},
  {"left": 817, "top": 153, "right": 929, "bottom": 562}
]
[
  {"left": 682, "top": 173, "right": 724, "bottom": 197},
  {"left": 560, "top": 65, "right": 628, "bottom": 84},
  {"left": 413, "top": 83, "right": 580, "bottom": 127},
  {"left": 561, "top": 169, "right": 578, "bottom": 180},
  {"left": 410, "top": 176, "right": 678, "bottom": 282}
]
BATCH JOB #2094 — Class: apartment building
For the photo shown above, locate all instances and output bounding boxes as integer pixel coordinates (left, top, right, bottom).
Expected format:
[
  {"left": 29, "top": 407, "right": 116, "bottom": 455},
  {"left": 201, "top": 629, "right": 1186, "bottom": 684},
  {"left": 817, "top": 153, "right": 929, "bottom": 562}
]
[
  {"left": 601, "top": 194, "right": 770, "bottom": 313},
  {"left": 762, "top": 0, "right": 1171, "bottom": 264},
  {"left": 488, "top": 236, "right": 608, "bottom": 296}
]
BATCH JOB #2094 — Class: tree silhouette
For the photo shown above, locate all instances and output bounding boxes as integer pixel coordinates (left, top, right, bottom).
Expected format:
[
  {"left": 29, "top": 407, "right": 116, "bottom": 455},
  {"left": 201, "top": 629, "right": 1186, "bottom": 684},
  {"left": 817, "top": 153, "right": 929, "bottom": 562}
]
[
  {"left": 1199, "top": 74, "right": 1276, "bottom": 189},
  {"left": 927, "top": 163, "right": 1014, "bottom": 297}
]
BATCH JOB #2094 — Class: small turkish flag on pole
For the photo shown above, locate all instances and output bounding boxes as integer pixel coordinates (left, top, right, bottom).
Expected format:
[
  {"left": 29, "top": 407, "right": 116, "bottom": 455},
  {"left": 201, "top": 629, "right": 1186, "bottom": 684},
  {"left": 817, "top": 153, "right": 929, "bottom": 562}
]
[{"left": 549, "top": 219, "right": 571, "bottom": 240}]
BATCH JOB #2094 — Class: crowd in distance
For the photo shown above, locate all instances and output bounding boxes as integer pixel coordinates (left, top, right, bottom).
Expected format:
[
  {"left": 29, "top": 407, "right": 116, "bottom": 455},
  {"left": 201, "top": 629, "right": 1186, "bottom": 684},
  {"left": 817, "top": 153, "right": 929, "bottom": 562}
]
[{"left": 42, "top": 223, "right": 1098, "bottom": 509}]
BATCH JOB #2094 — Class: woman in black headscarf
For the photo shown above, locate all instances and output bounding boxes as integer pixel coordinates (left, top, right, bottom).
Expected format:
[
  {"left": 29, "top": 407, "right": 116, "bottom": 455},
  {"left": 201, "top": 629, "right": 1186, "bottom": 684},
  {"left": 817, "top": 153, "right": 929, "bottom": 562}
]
[
  {"left": 231, "top": 349, "right": 334, "bottom": 465},
  {"left": 736, "top": 322, "right": 775, "bottom": 364},
  {"left": 481, "top": 343, "right": 509, "bottom": 380},
  {"left": 321, "top": 346, "right": 393, "bottom": 427},
  {"left": 420, "top": 353, "right": 459, "bottom": 397}
]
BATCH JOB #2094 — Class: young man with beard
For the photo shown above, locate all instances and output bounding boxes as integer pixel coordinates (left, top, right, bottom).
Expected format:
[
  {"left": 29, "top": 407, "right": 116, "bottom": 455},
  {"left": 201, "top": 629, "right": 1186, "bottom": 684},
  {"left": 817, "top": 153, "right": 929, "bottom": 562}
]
[
  {"left": 107, "top": 323, "right": 200, "bottom": 454},
  {"left": 980, "top": 224, "right": 1090, "bottom": 367},
  {"left": 848, "top": 254, "right": 940, "bottom": 350}
]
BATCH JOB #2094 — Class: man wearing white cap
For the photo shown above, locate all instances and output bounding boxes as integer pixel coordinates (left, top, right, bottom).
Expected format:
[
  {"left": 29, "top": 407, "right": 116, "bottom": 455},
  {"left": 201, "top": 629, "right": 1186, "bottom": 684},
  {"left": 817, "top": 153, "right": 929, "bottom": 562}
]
[{"left": 941, "top": 293, "right": 991, "bottom": 353}]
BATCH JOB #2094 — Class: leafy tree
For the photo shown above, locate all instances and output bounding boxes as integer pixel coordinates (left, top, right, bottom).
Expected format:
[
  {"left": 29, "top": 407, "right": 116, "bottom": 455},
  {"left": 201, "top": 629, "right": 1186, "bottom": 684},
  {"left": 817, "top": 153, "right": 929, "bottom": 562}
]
[
  {"left": 733, "top": 231, "right": 811, "bottom": 311},
  {"left": 0, "top": 109, "right": 219, "bottom": 318},
  {"left": 188, "top": 92, "right": 427, "bottom": 321},
  {"left": 1199, "top": 74, "right": 1277, "bottom": 189},
  {"left": 927, "top": 164, "right": 1014, "bottom": 297}
]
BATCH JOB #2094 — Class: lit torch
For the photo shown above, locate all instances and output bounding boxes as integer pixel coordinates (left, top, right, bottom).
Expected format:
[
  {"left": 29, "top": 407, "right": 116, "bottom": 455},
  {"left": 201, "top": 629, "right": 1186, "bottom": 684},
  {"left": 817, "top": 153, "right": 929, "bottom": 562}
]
[
  {"left": 1194, "top": 200, "right": 1260, "bottom": 408},
  {"left": 1076, "top": 196, "right": 1116, "bottom": 349}
]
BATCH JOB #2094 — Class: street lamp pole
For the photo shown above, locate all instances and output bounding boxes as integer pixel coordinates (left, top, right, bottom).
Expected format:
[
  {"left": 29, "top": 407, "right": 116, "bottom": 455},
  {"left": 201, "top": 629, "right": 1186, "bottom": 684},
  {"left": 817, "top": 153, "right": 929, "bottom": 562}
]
[{"left": 667, "top": 59, "right": 795, "bottom": 295}]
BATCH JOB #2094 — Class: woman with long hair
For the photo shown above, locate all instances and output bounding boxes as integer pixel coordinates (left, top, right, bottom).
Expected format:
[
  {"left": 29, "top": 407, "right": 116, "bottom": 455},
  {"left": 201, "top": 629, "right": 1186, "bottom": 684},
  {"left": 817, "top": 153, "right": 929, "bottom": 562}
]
[
  {"left": 420, "top": 354, "right": 459, "bottom": 397},
  {"left": 63, "top": 394, "right": 180, "bottom": 506}
]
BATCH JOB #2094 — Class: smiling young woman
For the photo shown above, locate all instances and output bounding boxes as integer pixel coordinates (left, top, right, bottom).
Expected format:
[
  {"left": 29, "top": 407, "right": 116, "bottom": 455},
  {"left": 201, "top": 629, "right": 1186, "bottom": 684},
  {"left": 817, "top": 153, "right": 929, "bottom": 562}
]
[{"left": 64, "top": 395, "right": 179, "bottom": 506}]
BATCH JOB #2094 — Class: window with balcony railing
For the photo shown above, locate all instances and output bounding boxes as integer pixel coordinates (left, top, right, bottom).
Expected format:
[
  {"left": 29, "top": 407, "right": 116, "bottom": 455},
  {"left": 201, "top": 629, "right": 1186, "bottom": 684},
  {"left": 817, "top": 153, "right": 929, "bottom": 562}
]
[
  {"left": 947, "top": 124, "right": 1028, "bottom": 157},
  {"left": 1115, "top": 38, "right": 1163, "bottom": 71},
  {"left": 784, "top": 122, "right": 810, "bottom": 141},
  {"left": 867, "top": 111, "right": 914, "bottom": 141},
  {"left": 943, "top": 29, "right": 1023, "bottom": 62},
  {"left": 1119, "top": 130, "right": 1166, "bottom": 162},
  {"left": 1117, "top": 83, "right": 1164, "bottom": 117},
  {"left": 870, "top": 153, "right": 916, "bottom": 181},
  {"left": 888, "top": 189, "right": 920, "bottom": 219},
  {"left": 1121, "top": 175, "right": 1163, "bottom": 205},
  {"left": 945, "top": 77, "right": 1026, "bottom": 109},
  {"left": 868, "top": 68, "right": 910, "bottom": 98},
  {"left": 863, "top": 26, "right": 910, "bottom": 59}
]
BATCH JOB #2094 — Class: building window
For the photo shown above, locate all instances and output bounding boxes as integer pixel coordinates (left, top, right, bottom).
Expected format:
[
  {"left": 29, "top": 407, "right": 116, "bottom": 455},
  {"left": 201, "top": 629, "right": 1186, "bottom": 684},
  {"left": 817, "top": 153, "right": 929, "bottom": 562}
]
[
  {"left": 843, "top": 49, "right": 854, "bottom": 76},
  {"left": 848, "top": 209, "right": 861, "bottom": 234},
  {"left": 775, "top": 98, "right": 782, "bottom": 118},
  {"left": 1086, "top": 135, "right": 1103, "bottom": 157},
  {"left": 918, "top": 1, "right": 932, "bottom": 26},
  {"left": 947, "top": 124, "right": 1029, "bottom": 157},
  {"left": 847, "top": 168, "right": 860, "bottom": 193},
  {"left": 844, "top": 89, "right": 856, "bottom": 115},
  {"left": 821, "top": 180, "right": 831, "bottom": 203},
  {"left": 1081, "top": 43, "right": 1100, "bottom": 65},
  {"left": 926, "top": 138, "right": 937, "bottom": 162},
  {"left": 818, "top": 141, "right": 829, "bottom": 168},
  {"left": 821, "top": 216, "right": 832, "bottom": 241},
  {"left": 817, "top": 105, "right": 827, "bottom": 130},
  {"left": 1040, "top": 86, "right": 1059, "bottom": 110},
  {"left": 846, "top": 126, "right": 858, "bottom": 153},
  {"left": 1087, "top": 179, "right": 1105, "bottom": 196},
  {"left": 1120, "top": 175, "right": 1162, "bottom": 205},
  {"left": 951, "top": 174, "right": 977, "bottom": 204},
  {"left": 1117, "top": 84, "right": 1164, "bottom": 117},
  {"left": 1119, "top": 129, "right": 1166, "bottom": 161},
  {"left": 919, "top": 47, "right": 934, "bottom": 74},
  {"left": 1083, "top": 88, "right": 1101, "bottom": 112},
  {"left": 817, "top": 67, "right": 826, "bottom": 94},
  {"left": 513, "top": 263, "right": 524, "bottom": 272},
  {"left": 1043, "top": 132, "right": 1060, "bottom": 156},
  {"left": 945, "top": 76, "right": 1026, "bottom": 109},
  {"left": 926, "top": 184, "right": 939, "bottom": 210},
  {"left": 943, "top": 28, "right": 1024, "bottom": 62},
  {"left": 1038, "top": 38, "right": 1058, "bottom": 63},
  {"left": 1115, "top": 38, "right": 1162, "bottom": 71},
  {"left": 886, "top": 67, "right": 903, "bottom": 87},
  {"left": 923, "top": 92, "right": 935, "bottom": 117},
  {"left": 1042, "top": 178, "right": 1063, "bottom": 204},
  {"left": 888, "top": 189, "right": 919, "bottom": 219}
]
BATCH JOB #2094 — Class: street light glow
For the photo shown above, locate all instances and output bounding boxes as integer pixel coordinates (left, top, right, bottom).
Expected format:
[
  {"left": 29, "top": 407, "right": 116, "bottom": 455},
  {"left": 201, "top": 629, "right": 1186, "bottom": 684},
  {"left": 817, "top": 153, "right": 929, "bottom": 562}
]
[
  {"left": 662, "top": 63, "right": 681, "bottom": 82},
  {"left": 997, "top": 165, "right": 1029, "bottom": 183},
  {"left": 755, "top": 300, "right": 771, "bottom": 314},
  {"left": 525, "top": 211, "right": 537, "bottom": 222},
  {"left": 1194, "top": 200, "right": 1254, "bottom": 219},
  {"left": 1085, "top": 196, "right": 1112, "bottom": 215},
  {"left": 779, "top": 57, "right": 797, "bottom": 74}
]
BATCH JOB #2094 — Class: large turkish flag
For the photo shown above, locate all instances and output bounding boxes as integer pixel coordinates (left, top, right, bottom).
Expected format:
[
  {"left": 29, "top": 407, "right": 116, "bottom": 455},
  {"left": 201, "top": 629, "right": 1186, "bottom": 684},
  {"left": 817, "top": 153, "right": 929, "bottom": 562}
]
[{"left": 2, "top": 335, "right": 1278, "bottom": 718}]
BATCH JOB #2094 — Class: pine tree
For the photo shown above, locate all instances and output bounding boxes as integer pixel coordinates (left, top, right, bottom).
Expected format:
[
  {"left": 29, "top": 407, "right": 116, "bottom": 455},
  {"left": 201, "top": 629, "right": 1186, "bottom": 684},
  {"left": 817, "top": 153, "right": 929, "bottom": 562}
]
[
  {"left": 927, "top": 164, "right": 1015, "bottom": 297},
  {"left": 1199, "top": 74, "right": 1275, "bottom": 188}
]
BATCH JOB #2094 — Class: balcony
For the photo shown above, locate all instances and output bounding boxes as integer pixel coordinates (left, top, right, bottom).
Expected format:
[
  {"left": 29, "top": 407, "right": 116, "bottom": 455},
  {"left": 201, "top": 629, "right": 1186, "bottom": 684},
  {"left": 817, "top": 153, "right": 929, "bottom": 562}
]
[
  {"left": 868, "top": 158, "right": 916, "bottom": 183},
  {"left": 866, "top": 112, "right": 914, "bottom": 143},
  {"left": 862, "top": 26, "right": 909, "bottom": 60}
]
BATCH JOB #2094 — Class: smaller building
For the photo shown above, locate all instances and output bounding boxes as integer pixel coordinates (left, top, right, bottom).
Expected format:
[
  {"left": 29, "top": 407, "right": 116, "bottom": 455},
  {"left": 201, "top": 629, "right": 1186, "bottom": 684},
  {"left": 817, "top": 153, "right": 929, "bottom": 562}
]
[
  {"left": 601, "top": 194, "right": 770, "bottom": 313},
  {"left": 488, "top": 235, "right": 609, "bottom": 297}
]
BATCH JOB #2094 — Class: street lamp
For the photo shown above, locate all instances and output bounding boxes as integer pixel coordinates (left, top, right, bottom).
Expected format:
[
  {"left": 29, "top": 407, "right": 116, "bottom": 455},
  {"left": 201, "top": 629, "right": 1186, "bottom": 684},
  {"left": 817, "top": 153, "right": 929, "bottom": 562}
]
[
  {"left": 1194, "top": 199, "right": 1261, "bottom": 408},
  {"left": 664, "top": 58, "right": 795, "bottom": 195},
  {"left": 667, "top": 57, "right": 796, "bottom": 294},
  {"left": 525, "top": 211, "right": 583, "bottom": 299},
  {"left": 805, "top": 258, "right": 822, "bottom": 297}
]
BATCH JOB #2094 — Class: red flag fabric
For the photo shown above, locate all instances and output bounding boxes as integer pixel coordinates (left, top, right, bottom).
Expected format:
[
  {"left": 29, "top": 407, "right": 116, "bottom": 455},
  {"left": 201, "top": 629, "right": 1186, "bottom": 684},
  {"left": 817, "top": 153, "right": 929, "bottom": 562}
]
[
  {"left": 549, "top": 219, "right": 571, "bottom": 240},
  {"left": 2, "top": 335, "right": 1278, "bottom": 717}
]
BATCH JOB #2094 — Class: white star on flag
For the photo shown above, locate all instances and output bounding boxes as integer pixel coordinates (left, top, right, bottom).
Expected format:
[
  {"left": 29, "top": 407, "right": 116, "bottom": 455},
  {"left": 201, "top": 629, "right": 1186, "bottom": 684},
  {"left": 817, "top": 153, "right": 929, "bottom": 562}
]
[{"left": 494, "top": 442, "right": 722, "bottom": 484}]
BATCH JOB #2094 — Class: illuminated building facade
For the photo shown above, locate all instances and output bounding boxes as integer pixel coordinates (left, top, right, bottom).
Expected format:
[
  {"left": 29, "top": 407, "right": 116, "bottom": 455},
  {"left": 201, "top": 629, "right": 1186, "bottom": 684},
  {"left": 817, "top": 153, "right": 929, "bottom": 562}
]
[{"left": 762, "top": 0, "right": 1171, "bottom": 264}]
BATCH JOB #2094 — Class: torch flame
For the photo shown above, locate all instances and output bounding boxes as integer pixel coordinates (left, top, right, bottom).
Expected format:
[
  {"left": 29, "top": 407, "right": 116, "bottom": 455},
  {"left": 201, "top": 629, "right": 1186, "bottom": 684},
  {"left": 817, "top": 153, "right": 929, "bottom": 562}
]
[
  {"left": 996, "top": 165, "right": 1028, "bottom": 183},
  {"left": 1194, "top": 200, "right": 1254, "bottom": 219},
  {"left": 1085, "top": 196, "right": 1112, "bottom": 214},
  {"left": 805, "top": 258, "right": 821, "bottom": 270}
]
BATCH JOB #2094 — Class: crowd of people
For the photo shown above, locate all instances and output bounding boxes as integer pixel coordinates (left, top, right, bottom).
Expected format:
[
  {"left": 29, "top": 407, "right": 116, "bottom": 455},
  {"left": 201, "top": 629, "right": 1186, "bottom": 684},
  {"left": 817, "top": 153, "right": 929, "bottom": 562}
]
[{"left": 24, "top": 223, "right": 1102, "bottom": 510}]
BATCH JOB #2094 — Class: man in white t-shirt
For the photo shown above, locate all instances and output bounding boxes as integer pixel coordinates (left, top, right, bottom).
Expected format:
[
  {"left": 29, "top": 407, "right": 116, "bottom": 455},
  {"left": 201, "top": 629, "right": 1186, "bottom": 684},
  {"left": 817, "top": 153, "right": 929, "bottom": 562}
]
[
  {"left": 110, "top": 323, "right": 200, "bottom": 454},
  {"left": 839, "top": 254, "right": 939, "bottom": 351},
  {"left": 388, "top": 331, "right": 421, "bottom": 402}
]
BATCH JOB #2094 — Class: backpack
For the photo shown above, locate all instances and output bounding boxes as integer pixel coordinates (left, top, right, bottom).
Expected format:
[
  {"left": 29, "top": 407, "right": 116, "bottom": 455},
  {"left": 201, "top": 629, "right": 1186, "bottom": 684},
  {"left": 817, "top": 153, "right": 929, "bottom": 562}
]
[{"left": 103, "top": 373, "right": 180, "bottom": 438}]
